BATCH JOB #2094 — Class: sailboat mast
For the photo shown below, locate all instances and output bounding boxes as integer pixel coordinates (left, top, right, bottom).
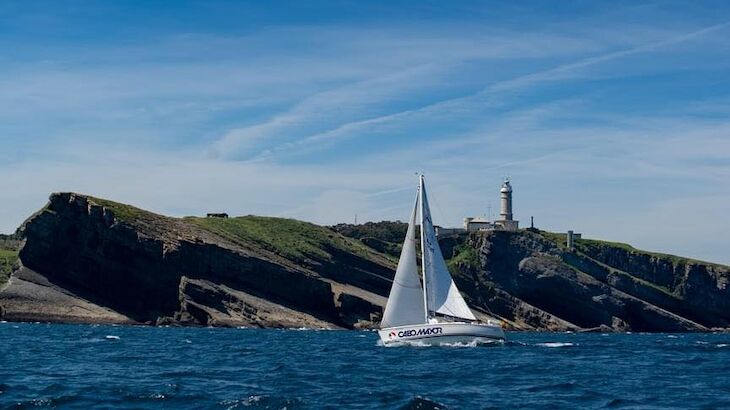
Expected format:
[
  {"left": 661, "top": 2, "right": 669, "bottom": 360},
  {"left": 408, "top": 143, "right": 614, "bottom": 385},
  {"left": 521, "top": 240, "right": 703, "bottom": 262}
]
[{"left": 419, "top": 174, "right": 429, "bottom": 322}]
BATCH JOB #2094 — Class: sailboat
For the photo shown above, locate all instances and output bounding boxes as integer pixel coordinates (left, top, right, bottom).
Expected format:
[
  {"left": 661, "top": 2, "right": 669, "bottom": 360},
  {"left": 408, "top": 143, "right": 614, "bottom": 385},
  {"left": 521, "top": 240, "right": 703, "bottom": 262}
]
[{"left": 378, "top": 175, "right": 505, "bottom": 346}]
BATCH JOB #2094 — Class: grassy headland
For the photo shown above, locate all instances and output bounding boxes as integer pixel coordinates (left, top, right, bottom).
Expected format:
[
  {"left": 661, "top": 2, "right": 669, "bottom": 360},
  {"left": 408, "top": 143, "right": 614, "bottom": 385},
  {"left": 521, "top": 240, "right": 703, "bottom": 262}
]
[{"left": 188, "top": 216, "right": 392, "bottom": 266}]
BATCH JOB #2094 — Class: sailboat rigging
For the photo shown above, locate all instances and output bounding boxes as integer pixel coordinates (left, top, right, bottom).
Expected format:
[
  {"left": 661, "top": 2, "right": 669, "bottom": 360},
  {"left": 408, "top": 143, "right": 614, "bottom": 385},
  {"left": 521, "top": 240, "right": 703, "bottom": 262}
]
[{"left": 378, "top": 175, "right": 504, "bottom": 346}]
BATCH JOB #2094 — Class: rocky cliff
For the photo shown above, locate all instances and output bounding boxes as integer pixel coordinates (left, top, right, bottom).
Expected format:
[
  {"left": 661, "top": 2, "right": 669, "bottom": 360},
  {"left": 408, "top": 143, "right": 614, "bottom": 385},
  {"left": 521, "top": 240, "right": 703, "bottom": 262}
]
[
  {"left": 1, "top": 194, "right": 728, "bottom": 332},
  {"left": 0, "top": 193, "right": 394, "bottom": 328},
  {"left": 444, "top": 231, "right": 729, "bottom": 332}
]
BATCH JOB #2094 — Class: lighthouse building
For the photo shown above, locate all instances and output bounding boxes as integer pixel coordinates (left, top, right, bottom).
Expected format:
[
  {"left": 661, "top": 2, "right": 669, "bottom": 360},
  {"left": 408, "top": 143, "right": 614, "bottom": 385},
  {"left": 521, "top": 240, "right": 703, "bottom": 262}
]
[
  {"left": 434, "top": 179, "right": 519, "bottom": 236},
  {"left": 493, "top": 179, "right": 519, "bottom": 231}
]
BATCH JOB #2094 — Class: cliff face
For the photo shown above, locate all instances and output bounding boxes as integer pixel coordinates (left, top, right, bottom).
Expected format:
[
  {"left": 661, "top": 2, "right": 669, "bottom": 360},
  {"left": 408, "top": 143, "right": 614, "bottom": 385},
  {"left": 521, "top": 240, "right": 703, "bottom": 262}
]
[
  {"left": 444, "top": 231, "right": 729, "bottom": 331},
  {"left": 0, "top": 193, "right": 393, "bottom": 328},
  {"left": 1, "top": 194, "right": 728, "bottom": 332}
]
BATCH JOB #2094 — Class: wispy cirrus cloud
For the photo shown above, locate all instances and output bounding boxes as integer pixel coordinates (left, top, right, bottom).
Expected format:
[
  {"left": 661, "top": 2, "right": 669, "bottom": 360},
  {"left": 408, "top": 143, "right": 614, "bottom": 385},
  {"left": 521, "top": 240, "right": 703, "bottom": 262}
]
[{"left": 229, "top": 19, "right": 730, "bottom": 164}]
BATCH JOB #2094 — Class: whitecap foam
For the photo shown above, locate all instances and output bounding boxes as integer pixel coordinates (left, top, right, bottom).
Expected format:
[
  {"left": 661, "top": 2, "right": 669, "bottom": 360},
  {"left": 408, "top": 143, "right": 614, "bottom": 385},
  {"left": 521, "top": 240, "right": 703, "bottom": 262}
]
[
  {"left": 105, "top": 335, "right": 120, "bottom": 340},
  {"left": 379, "top": 339, "right": 502, "bottom": 348},
  {"left": 438, "top": 340, "right": 480, "bottom": 348},
  {"left": 378, "top": 339, "right": 431, "bottom": 348},
  {"left": 716, "top": 343, "right": 728, "bottom": 348},
  {"left": 667, "top": 335, "right": 679, "bottom": 339},
  {"left": 537, "top": 342, "right": 576, "bottom": 348}
]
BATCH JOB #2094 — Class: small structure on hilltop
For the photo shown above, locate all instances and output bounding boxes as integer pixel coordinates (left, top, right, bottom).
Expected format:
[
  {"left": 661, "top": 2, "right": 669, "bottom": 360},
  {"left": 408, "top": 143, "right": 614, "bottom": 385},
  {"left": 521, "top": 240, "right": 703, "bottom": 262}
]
[
  {"left": 463, "top": 216, "right": 491, "bottom": 232},
  {"left": 206, "top": 213, "right": 229, "bottom": 219},
  {"left": 567, "top": 230, "right": 582, "bottom": 251}
]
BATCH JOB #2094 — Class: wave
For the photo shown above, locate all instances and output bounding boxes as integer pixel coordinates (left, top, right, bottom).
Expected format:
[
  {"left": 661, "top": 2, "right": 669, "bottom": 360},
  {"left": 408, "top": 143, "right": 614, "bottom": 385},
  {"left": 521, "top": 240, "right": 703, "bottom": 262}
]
[
  {"left": 400, "top": 396, "right": 448, "bottom": 410},
  {"left": 536, "top": 342, "right": 577, "bottom": 348},
  {"left": 280, "top": 327, "right": 335, "bottom": 331},
  {"left": 377, "top": 339, "right": 504, "bottom": 348},
  {"left": 104, "top": 335, "right": 120, "bottom": 340},
  {"left": 219, "top": 395, "right": 302, "bottom": 409}
]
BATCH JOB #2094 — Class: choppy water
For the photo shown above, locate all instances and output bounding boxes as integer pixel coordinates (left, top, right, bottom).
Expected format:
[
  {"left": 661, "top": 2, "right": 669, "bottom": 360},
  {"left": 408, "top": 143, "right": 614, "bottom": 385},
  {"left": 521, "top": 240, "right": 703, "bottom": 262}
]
[{"left": 1, "top": 323, "right": 729, "bottom": 409}]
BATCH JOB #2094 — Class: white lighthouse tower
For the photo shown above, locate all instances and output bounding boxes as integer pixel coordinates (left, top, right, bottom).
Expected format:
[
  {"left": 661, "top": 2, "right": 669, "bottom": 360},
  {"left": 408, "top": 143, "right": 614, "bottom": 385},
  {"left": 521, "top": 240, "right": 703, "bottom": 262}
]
[
  {"left": 500, "top": 179, "right": 513, "bottom": 221},
  {"left": 496, "top": 178, "right": 518, "bottom": 231}
]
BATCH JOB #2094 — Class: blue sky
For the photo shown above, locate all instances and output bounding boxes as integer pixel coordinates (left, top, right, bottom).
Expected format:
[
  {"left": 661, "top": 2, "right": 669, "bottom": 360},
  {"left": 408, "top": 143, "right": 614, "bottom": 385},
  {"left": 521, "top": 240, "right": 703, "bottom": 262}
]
[{"left": 1, "top": 1, "right": 729, "bottom": 264}]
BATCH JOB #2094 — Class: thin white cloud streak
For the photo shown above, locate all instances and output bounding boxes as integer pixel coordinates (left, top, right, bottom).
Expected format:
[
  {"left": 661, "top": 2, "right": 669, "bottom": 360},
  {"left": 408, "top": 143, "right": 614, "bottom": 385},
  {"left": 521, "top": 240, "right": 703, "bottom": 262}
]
[
  {"left": 491, "top": 20, "right": 730, "bottom": 91},
  {"left": 211, "top": 63, "right": 448, "bottom": 157},
  {"left": 207, "top": 28, "right": 622, "bottom": 160},
  {"left": 239, "top": 20, "right": 730, "bottom": 162}
]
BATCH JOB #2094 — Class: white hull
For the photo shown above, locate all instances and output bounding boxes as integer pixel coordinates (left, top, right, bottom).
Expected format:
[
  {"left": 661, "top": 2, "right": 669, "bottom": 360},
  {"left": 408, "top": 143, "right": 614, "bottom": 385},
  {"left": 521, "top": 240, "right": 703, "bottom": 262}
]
[{"left": 378, "top": 322, "right": 505, "bottom": 346}]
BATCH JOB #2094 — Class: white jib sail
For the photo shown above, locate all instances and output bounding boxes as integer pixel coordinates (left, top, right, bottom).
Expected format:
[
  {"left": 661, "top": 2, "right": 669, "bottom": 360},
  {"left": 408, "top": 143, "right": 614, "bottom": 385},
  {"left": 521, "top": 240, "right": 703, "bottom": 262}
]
[
  {"left": 380, "top": 192, "right": 426, "bottom": 328},
  {"left": 420, "top": 177, "right": 477, "bottom": 321}
]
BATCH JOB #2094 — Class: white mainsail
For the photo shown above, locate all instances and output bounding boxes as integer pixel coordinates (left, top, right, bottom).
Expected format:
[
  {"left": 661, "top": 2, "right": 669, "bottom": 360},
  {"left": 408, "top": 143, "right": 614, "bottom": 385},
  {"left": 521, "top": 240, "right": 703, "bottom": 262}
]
[
  {"left": 419, "top": 176, "right": 476, "bottom": 321},
  {"left": 380, "top": 193, "right": 426, "bottom": 328}
]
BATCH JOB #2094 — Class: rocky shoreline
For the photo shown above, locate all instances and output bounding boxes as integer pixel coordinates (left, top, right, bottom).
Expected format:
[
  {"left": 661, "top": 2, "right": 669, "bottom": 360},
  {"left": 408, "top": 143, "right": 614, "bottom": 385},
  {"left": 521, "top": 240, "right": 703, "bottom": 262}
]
[{"left": 0, "top": 193, "right": 728, "bottom": 332}]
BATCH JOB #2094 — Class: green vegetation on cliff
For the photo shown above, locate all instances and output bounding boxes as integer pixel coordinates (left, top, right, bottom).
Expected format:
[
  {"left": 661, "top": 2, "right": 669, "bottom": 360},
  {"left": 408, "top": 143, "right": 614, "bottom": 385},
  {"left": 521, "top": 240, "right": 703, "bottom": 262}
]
[
  {"left": 0, "top": 233, "right": 21, "bottom": 250},
  {"left": 447, "top": 243, "right": 480, "bottom": 272},
  {"left": 0, "top": 249, "right": 18, "bottom": 286},
  {"left": 83, "top": 195, "right": 390, "bottom": 267},
  {"left": 575, "top": 238, "right": 726, "bottom": 268},
  {"left": 331, "top": 221, "right": 407, "bottom": 244},
  {"left": 0, "top": 234, "right": 20, "bottom": 286},
  {"left": 189, "top": 216, "right": 392, "bottom": 265},
  {"left": 331, "top": 221, "right": 408, "bottom": 258},
  {"left": 88, "top": 196, "right": 149, "bottom": 222},
  {"left": 535, "top": 229, "right": 718, "bottom": 268}
]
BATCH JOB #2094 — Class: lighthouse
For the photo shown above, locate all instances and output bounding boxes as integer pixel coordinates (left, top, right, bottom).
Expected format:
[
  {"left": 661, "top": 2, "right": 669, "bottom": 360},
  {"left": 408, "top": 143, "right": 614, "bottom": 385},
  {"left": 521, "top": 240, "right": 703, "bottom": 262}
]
[
  {"left": 444, "top": 177, "right": 520, "bottom": 236},
  {"left": 500, "top": 179, "right": 513, "bottom": 221},
  {"left": 495, "top": 178, "right": 519, "bottom": 231}
]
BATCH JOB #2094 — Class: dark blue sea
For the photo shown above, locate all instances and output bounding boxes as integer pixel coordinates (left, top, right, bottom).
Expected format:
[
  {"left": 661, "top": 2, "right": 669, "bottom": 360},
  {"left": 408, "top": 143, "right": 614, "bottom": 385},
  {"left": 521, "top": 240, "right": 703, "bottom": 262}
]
[{"left": 1, "top": 323, "right": 729, "bottom": 409}]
